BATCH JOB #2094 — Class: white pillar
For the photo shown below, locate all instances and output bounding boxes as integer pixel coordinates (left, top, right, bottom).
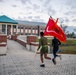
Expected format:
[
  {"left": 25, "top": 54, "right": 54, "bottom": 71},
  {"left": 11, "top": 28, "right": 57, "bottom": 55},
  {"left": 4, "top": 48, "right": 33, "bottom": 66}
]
[
  {"left": 16, "top": 25, "right": 18, "bottom": 34},
  {"left": 6, "top": 24, "right": 7, "bottom": 35},
  {"left": 23, "top": 26, "right": 25, "bottom": 35},
  {"left": 11, "top": 25, "right": 13, "bottom": 35}
]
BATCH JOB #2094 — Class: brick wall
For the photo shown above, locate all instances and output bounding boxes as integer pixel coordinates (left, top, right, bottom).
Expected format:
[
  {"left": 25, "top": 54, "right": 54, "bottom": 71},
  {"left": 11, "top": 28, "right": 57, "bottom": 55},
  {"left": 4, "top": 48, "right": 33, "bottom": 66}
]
[
  {"left": 11, "top": 34, "right": 19, "bottom": 41},
  {"left": 0, "top": 35, "right": 7, "bottom": 55},
  {"left": 27, "top": 36, "right": 37, "bottom": 44},
  {"left": 0, "top": 35, "right": 7, "bottom": 43}
]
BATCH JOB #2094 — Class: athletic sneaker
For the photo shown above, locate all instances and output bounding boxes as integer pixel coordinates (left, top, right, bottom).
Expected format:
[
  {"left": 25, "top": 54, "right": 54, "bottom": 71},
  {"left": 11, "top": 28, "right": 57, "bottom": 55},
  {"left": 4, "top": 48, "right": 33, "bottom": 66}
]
[
  {"left": 52, "top": 59, "right": 56, "bottom": 65},
  {"left": 40, "top": 64, "right": 45, "bottom": 67}
]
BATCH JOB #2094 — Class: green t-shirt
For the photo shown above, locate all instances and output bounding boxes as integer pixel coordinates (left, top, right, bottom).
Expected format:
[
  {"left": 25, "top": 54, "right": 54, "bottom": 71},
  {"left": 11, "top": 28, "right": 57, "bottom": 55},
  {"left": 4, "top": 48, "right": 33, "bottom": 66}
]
[{"left": 38, "top": 37, "right": 48, "bottom": 50}]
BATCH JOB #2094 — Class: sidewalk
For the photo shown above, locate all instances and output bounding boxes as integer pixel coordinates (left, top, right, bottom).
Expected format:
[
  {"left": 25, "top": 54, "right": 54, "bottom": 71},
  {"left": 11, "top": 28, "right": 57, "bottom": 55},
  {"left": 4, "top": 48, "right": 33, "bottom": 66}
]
[{"left": 0, "top": 40, "right": 76, "bottom": 75}]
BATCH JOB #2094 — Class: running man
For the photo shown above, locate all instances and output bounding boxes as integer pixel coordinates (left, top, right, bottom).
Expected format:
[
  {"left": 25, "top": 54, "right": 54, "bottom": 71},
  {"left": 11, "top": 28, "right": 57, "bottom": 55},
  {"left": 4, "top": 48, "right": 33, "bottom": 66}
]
[
  {"left": 52, "top": 37, "right": 61, "bottom": 65},
  {"left": 37, "top": 32, "right": 51, "bottom": 67}
]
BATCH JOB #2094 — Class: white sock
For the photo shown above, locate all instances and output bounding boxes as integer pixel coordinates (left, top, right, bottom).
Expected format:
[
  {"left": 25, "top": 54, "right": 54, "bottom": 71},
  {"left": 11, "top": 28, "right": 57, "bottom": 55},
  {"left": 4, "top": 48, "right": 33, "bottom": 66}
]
[{"left": 42, "top": 63, "right": 44, "bottom": 65}]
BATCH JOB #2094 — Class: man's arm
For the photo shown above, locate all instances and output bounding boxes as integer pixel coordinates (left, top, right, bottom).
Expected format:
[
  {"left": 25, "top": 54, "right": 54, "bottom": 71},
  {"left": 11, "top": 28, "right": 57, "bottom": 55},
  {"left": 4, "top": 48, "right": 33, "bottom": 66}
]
[
  {"left": 58, "top": 40, "right": 61, "bottom": 45},
  {"left": 37, "top": 39, "right": 41, "bottom": 51},
  {"left": 52, "top": 39, "right": 54, "bottom": 46}
]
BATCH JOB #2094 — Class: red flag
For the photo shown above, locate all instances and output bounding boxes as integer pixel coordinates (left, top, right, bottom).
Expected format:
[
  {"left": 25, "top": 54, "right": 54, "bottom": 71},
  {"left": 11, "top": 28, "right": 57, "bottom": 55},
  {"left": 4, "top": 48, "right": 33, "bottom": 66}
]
[{"left": 44, "top": 18, "right": 66, "bottom": 42}]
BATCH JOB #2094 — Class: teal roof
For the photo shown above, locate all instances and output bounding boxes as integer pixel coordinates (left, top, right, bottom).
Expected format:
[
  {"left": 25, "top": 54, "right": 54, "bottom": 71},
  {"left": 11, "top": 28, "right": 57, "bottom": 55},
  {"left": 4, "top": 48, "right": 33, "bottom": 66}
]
[
  {"left": 0, "top": 15, "right": 18, "bottom": 24},
  {"left": 0, "top": 15, "right": 46, "bottom": 26}
]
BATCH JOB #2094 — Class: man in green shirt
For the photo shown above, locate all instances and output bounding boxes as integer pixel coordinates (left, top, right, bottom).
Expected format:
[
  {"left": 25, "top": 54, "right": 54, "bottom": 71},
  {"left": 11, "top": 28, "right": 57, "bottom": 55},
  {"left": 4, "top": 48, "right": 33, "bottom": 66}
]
[{"left": 37, "top": 32, "right": 51, "bottom": 67}]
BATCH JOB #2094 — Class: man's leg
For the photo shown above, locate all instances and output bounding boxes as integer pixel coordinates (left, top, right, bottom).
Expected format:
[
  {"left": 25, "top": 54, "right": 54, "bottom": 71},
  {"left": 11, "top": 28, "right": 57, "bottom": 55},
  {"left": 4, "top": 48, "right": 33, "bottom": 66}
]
[
  {"left": 52, "top": 49, "right": 61, "bottom": 65},
  {"left": 55, "top": 49, "right": 62, "bottom": 60},
  {"left": 40, "top": 53, "right": 45, "bottom": 67},
  {"left": 53, "top": 50, "right": 57, "bottom": 59},
  {"left": 40, "top": 53, "right": 44, "bottom": 63},
  {"left": 52, "top": 49, "right": 57, "bottom": 65},
  {"left": 44, "top": 53, "right": 51, "bottom": 60}
]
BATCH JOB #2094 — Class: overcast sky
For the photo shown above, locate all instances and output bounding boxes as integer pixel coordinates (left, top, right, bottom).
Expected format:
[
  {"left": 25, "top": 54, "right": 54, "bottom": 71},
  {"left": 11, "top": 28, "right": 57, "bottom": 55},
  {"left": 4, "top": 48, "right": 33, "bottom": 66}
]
[{"left": 0, "top": 0, "right": 76, "bottom": 26}]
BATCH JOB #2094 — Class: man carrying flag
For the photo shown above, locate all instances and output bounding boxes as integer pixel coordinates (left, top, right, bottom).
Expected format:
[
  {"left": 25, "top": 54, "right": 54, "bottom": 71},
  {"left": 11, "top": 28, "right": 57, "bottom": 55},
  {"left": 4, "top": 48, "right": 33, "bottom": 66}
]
[
  {"left": 52, "top": 37, "right": 61, "bottom": 65},
  {"left": 44, "top": 17, "right": 66, "bottom": 65}
]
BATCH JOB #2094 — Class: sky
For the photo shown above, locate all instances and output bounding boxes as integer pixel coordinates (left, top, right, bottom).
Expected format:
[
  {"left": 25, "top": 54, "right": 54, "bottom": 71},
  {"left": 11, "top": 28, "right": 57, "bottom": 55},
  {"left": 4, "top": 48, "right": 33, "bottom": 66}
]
[{"left": 0, "top": 0, "right": 76, "bottom": 27}]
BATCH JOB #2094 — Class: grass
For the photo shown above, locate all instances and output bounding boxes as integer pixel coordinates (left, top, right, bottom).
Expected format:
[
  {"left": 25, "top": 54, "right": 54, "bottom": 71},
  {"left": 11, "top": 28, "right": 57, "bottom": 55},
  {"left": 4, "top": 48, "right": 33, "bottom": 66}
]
[
  {"left": 36, "top": 38, "right": 76, "bottom": 54},
  {"left": 59, "top": 46, "right": 76, "bottom": 54}
]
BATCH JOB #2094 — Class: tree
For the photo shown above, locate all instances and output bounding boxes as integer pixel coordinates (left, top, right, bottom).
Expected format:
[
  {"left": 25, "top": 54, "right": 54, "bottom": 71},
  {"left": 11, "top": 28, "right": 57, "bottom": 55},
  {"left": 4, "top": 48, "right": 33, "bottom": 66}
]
[
  {"left": 59, "top": 20, "right": 68, "bottom": 33},
  {"left": 66, "top": 32, "right": 75, "bottom": 38},
  {"left": 74, "top": 29, "right": 76, "bottom": 33},
  {"left": 60, "top": 24, "right": 68, "bottom": 33}
]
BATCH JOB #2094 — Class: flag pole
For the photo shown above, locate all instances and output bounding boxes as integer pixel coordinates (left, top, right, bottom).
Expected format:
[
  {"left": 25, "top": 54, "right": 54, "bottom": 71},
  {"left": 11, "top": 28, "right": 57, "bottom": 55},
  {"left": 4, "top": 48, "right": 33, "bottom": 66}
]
[{"left": 50, "top": 16, "right": 53, "bottom": 19}]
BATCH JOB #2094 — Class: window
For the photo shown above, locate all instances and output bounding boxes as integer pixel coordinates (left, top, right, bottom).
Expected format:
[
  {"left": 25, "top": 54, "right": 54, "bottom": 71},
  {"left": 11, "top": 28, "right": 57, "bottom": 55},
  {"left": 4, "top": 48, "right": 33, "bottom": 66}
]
[{"left": 2, "top": 24, "right": 6, "bottom": 34}]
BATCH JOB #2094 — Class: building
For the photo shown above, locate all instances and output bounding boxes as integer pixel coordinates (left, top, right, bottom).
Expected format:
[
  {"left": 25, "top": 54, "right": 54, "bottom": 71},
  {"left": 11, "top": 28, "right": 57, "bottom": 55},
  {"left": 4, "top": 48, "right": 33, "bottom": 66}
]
[{"left": 0, "top": 15, "right": 46, "bottom": 36}]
